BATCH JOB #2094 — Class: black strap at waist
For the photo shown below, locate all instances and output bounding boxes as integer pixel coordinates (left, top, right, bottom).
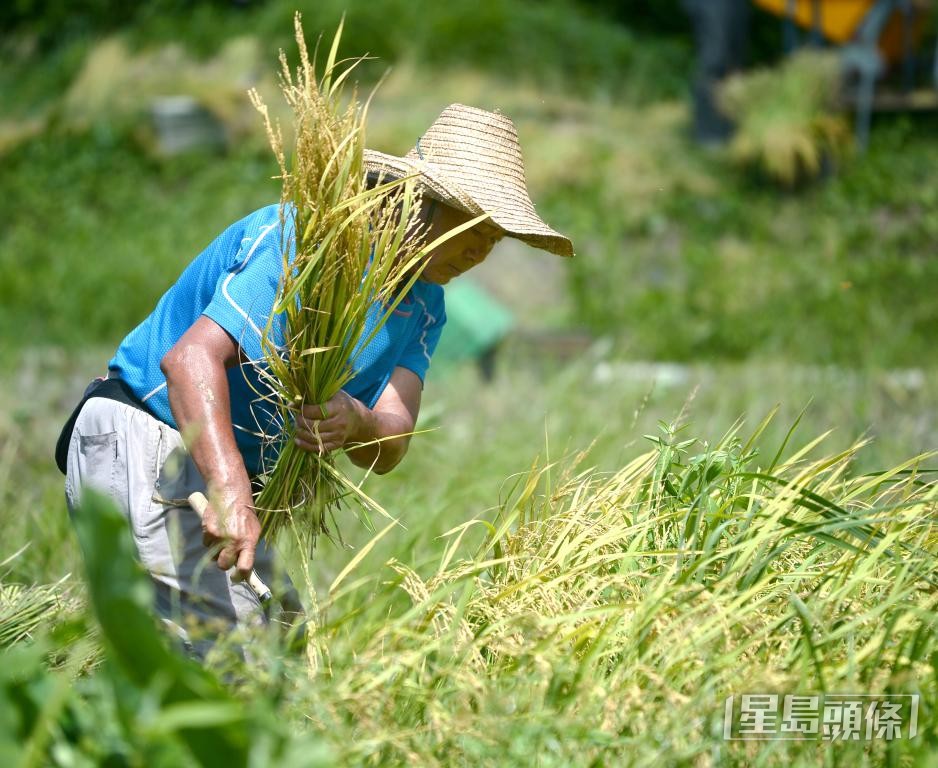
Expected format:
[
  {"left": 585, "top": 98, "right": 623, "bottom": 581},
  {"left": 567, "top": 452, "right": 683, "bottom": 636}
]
[{"left": 55, "top": 375, "right": 156, "bottom": 475}]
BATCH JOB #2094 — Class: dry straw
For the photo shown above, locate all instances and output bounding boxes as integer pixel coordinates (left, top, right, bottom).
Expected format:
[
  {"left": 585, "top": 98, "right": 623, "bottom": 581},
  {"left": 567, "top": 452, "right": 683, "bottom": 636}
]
[{"left": 247, "top": 15, "right": 483, "bottom": 553}]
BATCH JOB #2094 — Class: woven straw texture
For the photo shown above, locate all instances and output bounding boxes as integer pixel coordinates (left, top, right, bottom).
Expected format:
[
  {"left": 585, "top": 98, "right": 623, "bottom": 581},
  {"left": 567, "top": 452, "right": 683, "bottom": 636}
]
[{"left": 364, "top": 104, "right": 573, "bottom": 257}]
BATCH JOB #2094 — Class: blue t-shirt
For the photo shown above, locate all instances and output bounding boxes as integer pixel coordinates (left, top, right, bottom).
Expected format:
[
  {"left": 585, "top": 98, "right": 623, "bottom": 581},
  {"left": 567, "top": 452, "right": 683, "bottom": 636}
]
[{"left": 109, "top": 204, "right": 446, "bottom": 474}]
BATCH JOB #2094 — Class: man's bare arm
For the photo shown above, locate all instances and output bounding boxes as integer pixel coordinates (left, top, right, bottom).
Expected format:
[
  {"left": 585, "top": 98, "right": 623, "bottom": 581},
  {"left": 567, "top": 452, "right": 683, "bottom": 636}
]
[{"left": 160, "top": 315, "right": 260, "bottom": 577}]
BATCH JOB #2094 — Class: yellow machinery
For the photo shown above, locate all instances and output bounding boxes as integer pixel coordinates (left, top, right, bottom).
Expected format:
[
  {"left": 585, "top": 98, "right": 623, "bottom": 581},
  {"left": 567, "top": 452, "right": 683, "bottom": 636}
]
[
  {"left": 753, "top": 0, "right": 930, "bottom": 62},
  {"left": 752, "top": 0, "right": 936, "bottom": 146}
]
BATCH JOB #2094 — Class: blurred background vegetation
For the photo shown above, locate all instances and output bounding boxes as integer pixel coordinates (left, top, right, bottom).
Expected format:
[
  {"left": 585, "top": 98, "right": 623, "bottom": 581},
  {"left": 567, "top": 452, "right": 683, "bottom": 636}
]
[
  {"left": 1, "top": 1, "right": 937, "bottom": 762},
  {"left": 1, "top": 0, "right": 936, "bottom": 365},
  {"left": 2, "top": 0, "right": 937, "bottom": 572}
]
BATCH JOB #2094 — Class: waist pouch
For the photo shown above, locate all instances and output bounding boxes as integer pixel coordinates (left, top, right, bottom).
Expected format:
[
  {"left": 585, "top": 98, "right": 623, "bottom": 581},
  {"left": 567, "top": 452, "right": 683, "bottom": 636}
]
[{"left": 55, "top": 376, "right": 155, "bottom": 475}]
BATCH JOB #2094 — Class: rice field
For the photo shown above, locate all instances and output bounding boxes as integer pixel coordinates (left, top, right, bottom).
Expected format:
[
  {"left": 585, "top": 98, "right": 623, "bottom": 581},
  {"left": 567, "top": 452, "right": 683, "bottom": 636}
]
[{"left": 2, "top": 349, "right": 937, "bottom": 766}]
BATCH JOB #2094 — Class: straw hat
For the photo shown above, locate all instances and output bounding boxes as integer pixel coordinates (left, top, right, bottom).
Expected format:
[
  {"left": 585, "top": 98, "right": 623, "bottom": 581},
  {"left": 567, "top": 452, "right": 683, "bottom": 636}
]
[{"left": 363, "top": 103, "right": 574, "bottom": 258}]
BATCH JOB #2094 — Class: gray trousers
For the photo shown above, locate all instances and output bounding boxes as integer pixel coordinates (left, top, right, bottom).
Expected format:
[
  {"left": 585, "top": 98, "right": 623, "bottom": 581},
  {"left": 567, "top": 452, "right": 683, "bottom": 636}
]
[{"left": 64, "top": 397, "right": 298, "bottom": 654}]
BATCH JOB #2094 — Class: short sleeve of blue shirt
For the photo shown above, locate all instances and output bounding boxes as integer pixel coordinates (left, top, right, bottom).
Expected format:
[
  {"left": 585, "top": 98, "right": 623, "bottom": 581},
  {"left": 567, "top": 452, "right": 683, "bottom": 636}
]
[
  {"left": 396, "top": 288, "right": 446, "bottom": 382},
  {"left": 201, "top": 210, "right": 289, "bottom": 359}
]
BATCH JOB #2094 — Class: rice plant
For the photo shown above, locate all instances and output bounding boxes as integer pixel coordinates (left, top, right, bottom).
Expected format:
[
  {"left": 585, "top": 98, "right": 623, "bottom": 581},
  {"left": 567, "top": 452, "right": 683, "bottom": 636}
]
[
  {"left": 7, "top": 411, "right": 937, "bottom": 765},
  {"left": 290, "top": 417, "right": 937, "bottom": 765}
]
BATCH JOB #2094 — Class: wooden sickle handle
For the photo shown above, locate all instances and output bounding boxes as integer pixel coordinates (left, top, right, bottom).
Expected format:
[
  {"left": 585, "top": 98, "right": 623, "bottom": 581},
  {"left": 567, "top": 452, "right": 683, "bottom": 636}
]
[{"left": 188, "top": 491, "right": 272, "bottom": 604}]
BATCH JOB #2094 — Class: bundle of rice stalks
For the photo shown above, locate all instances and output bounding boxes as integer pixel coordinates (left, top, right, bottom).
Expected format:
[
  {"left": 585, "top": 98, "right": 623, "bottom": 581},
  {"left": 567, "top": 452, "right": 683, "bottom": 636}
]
[
  {"left": 719, "top": 50, "right": 852, "bottom": 187},
  {"left": 249, "top": 16, "right": 481, "bottom": 552}
]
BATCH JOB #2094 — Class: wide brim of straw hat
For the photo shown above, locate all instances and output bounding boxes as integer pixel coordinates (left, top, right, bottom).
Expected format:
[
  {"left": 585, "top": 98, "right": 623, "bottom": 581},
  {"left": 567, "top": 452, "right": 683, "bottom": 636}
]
[{"left": 363, "top": 104, "right": 574, "bottom": 258}]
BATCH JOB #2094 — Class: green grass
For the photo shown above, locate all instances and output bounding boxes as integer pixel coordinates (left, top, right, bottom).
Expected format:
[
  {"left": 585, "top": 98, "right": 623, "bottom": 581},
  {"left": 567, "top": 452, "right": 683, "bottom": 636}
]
[
  {"left": 556, "top": 114, "right": 938, "bottom": 367},
  {"left": 0, "top": 136, "right": 278, "bottom": 352}
]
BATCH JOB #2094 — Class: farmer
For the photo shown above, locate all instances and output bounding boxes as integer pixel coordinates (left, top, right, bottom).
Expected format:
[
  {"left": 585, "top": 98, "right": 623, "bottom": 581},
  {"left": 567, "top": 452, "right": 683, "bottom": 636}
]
[{"left": 58, "top": 104, "right": 573, "bottom": 651}]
